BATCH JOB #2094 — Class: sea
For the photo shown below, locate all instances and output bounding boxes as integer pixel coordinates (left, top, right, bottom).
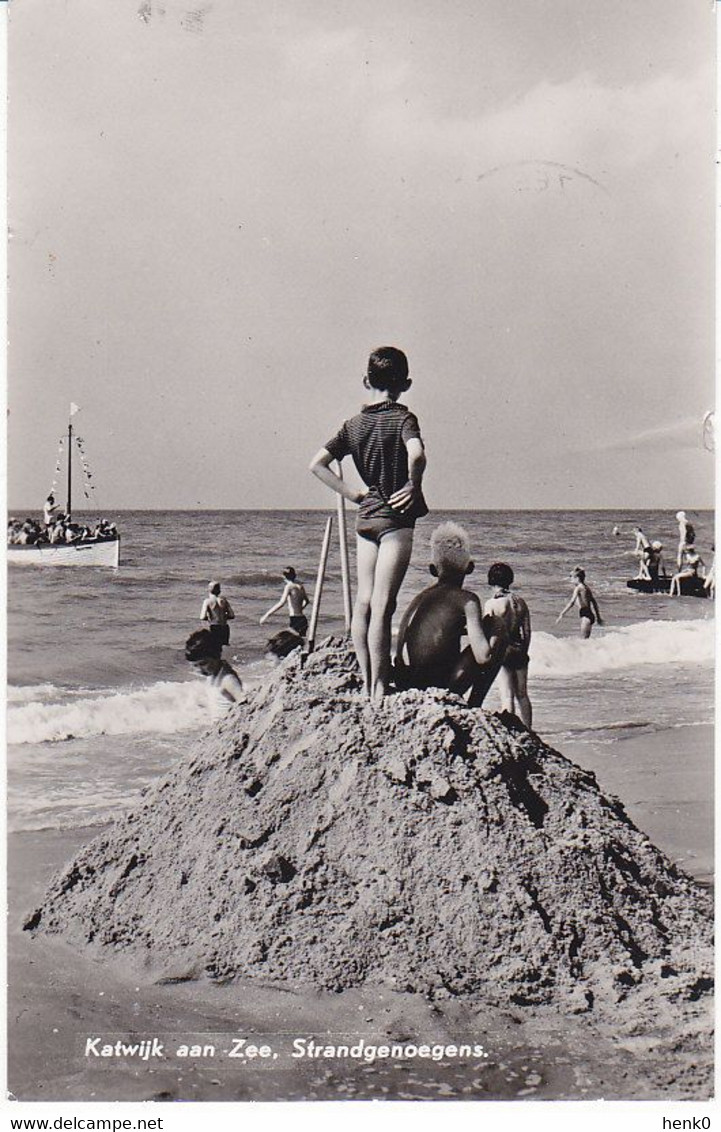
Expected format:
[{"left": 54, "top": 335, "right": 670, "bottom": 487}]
[{"left": 7, "top": 509, "right": 714, "bottom": 839}]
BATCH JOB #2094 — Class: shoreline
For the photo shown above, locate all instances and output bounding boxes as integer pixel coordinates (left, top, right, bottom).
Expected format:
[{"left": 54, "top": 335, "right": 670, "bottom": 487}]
[{"left": 7, "top": 719, "right": 713, "bottom": 1103}]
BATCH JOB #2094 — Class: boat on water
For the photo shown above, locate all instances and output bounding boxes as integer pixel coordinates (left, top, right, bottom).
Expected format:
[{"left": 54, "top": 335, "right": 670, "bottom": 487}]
[
  {"left": 626, "top": 577, "right": 709, "bottom": 599},
  {"left": 7, "top": 408, "right": 120, "bottom": 568}
]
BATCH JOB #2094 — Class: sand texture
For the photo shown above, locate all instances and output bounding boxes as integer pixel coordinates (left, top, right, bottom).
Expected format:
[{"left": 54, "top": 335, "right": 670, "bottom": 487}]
[{"left": 25, "top": 639, "right": 712, "bottom": 1063}]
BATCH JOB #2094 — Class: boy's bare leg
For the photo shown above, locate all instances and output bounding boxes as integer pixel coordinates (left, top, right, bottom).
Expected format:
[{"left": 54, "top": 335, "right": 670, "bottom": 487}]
[
  {"left": 352, "top": 535, "right": 378, "bottom": 696},
  {"left": 513, "top": 667, "right": 533, "bottom": 728},
  {"left": 447, "top": 646, "right": 501, "bottom": 707},
  {"left": 495, "top": 665, "right": 515, "bottom": 714},
  {"left": 367, "top": 528, "right": 414, "bottom": 704}
]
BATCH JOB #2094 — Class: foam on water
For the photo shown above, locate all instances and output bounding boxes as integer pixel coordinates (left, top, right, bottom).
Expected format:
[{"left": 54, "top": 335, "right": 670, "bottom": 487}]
[
  {"left": 530, "top": 619, "right": 713, "bottom": 678},
  {"left": 8, "top": 619, "right": 711, "bottom": 745}
]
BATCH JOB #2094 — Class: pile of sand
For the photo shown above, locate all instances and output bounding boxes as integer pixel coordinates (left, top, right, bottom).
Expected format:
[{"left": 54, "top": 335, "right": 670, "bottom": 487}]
[{"left": 26, "top": 640, "right": 712, "bottom": 1017}]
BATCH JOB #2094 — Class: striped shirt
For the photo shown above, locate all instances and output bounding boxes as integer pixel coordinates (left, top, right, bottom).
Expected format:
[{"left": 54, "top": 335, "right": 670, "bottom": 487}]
[{"left": 325, "top": 401, "right": 428, "bottom": 521}]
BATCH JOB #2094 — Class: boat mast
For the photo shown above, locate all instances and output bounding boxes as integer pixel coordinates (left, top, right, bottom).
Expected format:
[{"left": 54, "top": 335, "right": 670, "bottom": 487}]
[{"left": 66, "top": 419, "right": 73, "bottom": 519}]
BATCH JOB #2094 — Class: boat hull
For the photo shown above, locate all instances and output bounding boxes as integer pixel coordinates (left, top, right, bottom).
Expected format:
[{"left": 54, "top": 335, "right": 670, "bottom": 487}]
[
  {"left": 626, "top": 576, "right": 709, "bottom": 598},
  {"left": 7, "top": 538, "right": 120, "bottom": 568}
]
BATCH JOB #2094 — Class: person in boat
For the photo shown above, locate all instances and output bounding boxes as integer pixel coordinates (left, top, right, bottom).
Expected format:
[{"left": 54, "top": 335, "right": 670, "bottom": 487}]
[
  {"left": 18, "top": 519, "right": 41, "bottom": 545},
  {"left": 644, "top": 541, "right": 668, "bottom": 582},
  {"left": 43, "top": 494, "right": 58, "bottom": 527},
  {"left": 310, "top": 346, "right": 428, "bottom": 705},
  {"left": 200, "top": 580, "right": 235, "bottom": 649},
  {"left": 184, "top": 629, "right": 243, "bottom": 705},
  {"left": 557, "top": 567, "right": 603, "bottom": 638},
  {"left": 259, "top": 567, "right": 310, "bottom": 638},
  {"left": 703, "top": 545, "right": 715, "bottom": 599},
  {"left": 676, "top": 511, "right": 695, "bottom": 568},
  {"left": 670, "top": 548, "right": 705, "bottom": 596},
  {"left": 484, "top": 562, "right": 533, "bottom": 728},
  {"left": 393, "top": 522, "right": 506, "bottom": 707}
]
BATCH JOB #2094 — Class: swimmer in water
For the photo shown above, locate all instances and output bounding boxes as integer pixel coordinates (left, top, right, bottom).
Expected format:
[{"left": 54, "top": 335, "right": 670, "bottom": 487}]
[
  {"left": 259, "top": 567, "right": 310, "bottom": 638},
  {"left": 556, "top": 567, "right": 603, "bottom": 639},
  {"left": 484, "top": 562, "right": 532, "bottom": 728},
  {"left": 393, "top": 522, "right": 506, "bottom": 707},
  {"left": 185, "top": 628, "right": 243, "bottom": 705}
]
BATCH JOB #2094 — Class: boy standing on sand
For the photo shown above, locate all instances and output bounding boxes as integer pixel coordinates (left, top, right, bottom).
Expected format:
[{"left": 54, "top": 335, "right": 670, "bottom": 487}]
[
  {"left": 310, "top": 346, "right": 428, "bottom": 704},
  {"left": 393, "top": 523, "right": 506, "bottom": 707},
  {"left": 484, "top": 563, "right": 533, "bottom": 728},
  {"left": 259, "top": 567, "right": 309, "bottom": 638}
]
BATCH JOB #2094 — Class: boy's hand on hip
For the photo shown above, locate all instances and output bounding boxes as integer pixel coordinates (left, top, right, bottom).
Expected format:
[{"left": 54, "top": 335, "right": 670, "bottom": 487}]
[{"left": 389, "top": 482, "right": 419, "bottom": 512}]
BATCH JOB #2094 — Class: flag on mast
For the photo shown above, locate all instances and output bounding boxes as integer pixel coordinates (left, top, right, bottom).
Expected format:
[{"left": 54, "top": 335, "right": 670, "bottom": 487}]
[{"left": 69, "top": 402, "right": 80, "bottom": 417}]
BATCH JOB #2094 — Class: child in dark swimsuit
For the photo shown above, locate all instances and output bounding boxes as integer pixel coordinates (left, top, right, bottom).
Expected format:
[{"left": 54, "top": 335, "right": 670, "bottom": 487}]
[
  {"left": 557, "top": 567, "right": 603, "bottom": 639},
  {"left": 484, "top": 562, "right": 532, "bottom": 728}
]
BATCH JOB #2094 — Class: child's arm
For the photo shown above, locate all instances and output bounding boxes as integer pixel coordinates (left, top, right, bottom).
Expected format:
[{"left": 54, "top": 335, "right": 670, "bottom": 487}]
[
  {"left": 300, "top": 585, "right": 309, "bottom": 609},
  {"left": 395, "top": 593, "right": 423, "bottom": 667},
  {"left": 465, "top": 597, "right": 506, "bottom": 667},
  {"left": 309, "top": 449, "right": 367, "bottom": 504},
  {"left": 259, "top": 585, "right": 291, "bottom": 625},
  {"left": 389, "top": 438, "right": 426, "bottom": 512},
  {"left": 556, "top": 587, "right": 579, "bottom": 622},
  {"left": 199, "top": 598, "right": 209, "bottom": 622},
  {"left": 590, "top": 591, "right": 603, "bottom": 625},
  {"left": 219, "top": 670, "right": 243, "bottom": 703},
  {"left": 519, "top": 599, "right": 532, "bottom": 649},
  {"left": 224, "top": 598, "right": 235, "bottom": 620}
]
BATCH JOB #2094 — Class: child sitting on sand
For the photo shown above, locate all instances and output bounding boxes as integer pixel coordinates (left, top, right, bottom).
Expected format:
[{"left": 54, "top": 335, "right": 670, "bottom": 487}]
[
  {"left": 310, "top": 346, "right": 428, "bottom": 704},
  {"left": 185, "top": 628, "right": 243, "bottom": 705},
  {"left": 259, "top": 567, "right": 309, "bottom": 638},
  {"left": 393, "top": 522, "right": 506, "bottom": 707},
  {"left": 557, "top": 567, "right": 603, "bottom": 638},
  {"left": 484, "top": 563, "right": 533, "bottom": 728}
]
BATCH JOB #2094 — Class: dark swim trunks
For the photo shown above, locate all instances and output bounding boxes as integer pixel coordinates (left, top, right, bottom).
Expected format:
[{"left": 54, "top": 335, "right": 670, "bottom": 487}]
[
  {"left": 504, "top": 644, "right": 529, "bottom": 671},
  {"left": 209, "top": 623, "right": 230, "bottom": 647},
  {"left": 579, "top": 607, "right": 595, "bottom": 625},
  {"left": 356, "top": 512, "right": 416, "bottom": 545},
  {"left": 289, "top": 614, "right": 308, "bottom": 637}
]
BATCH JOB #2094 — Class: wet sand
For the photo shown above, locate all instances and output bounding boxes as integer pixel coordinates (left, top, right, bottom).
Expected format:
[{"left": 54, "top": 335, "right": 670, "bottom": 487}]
[{"left": 8, "top": 724, "right": 713, "bottom": 1103}]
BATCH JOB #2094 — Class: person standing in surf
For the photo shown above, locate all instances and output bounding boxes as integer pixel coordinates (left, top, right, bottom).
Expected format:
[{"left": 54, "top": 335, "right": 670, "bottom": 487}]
[
  {"left": 557, "top": 567, "right": 603, "bottom": 639},
  {"left": 259, "top": 567, "right": 310, "bottom": 639},
  {"left": 199, "top": 581, "right": 235, "bottom": 650},
  {"left": 309, "top": 346, "right": 428, "bottom": 704}
]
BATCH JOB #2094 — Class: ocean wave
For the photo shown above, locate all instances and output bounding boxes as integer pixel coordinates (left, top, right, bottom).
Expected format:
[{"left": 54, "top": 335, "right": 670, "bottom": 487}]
[
  {"left": 530, "top": 618, "right": 713, "bottom": 678},
  {"left": 8, "top": 680, "right": 212, "bottom": 745},
  {"left": 7, "top": 658, "right": 277, "bottom": 746}
]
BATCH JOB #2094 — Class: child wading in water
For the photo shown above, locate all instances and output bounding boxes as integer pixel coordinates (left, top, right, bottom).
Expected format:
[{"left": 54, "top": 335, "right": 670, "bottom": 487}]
[
  {"left": 484, "top": 562, "right": 532, "bottom": 728},
  {"left": 310, "top": 347, "right": 428, "bottom": 703},
  {"left": 557, "top": 567, "right": 603, "bottom": 638},
  {"left": 259, "top": 567, "right": 309, "bottom": 638}
]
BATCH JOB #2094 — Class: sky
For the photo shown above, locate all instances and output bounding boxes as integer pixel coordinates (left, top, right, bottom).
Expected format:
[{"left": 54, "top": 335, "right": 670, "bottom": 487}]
[{"left": 8, "top": 0, "right": 715, "bottom": 510}]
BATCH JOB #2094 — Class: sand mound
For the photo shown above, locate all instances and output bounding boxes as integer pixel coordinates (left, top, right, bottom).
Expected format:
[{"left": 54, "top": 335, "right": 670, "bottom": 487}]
[{"left": 26, "top": 640, "right": 712, "bottom": 1014}]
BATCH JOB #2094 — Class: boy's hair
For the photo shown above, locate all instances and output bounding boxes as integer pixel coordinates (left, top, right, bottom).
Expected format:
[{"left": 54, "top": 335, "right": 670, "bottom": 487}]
[
  {"left": 283, "top": 566, "right": 297, "bottom": 581},
  {"left": 185, "top": 628, "right": 222, "bottom": 662},
  {"left": 430, "top": 522, "right": 471, "bottom": 573},
  {"left": 572, "top": 567, "right": 586, "bottom": 582},
  {"left": 488, "top": 562, "right": 514, "bottom": 588},
  {"left": 208, "top": 580, "right": 221, "bottom": 595},
  {"left": 367, "top": 346, "right": 409, "bottom": 394}
]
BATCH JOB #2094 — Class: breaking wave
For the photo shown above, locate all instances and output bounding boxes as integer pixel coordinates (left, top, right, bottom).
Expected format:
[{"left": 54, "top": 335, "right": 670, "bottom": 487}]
[
  {"left": 7, "top": 619, "right": 712, "bottom": 744},
  {"left": 531, "top": 618, "right": 713, "bottom": 678}
]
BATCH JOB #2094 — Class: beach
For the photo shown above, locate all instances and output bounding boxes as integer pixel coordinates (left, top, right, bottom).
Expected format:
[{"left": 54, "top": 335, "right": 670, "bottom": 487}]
[{"left": 7, "top": 509, "right": 714, "bottom": 1102}]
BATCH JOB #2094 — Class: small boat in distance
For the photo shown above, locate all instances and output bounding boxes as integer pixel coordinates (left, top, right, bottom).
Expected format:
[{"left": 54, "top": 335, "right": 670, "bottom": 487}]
[
  {"left": 626, "top": 577, "right": 709, "bottom": 599},
  {"left": 7, "top": 406, "right": 120, "bottom": 568}
]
